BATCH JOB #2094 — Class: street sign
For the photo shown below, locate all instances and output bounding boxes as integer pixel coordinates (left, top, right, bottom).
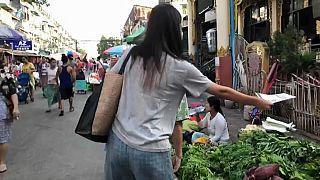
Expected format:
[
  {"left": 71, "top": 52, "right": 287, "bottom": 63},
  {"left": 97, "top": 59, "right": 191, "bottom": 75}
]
[
  {"left": 0, "top": 40, "right": 33, "bottom": 51},
  {"left": 12, "top": 40, "right": 32, "bottom": 51}
]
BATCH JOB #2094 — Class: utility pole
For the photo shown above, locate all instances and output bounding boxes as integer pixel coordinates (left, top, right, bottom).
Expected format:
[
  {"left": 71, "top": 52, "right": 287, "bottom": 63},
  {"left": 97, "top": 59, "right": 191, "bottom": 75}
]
[
  {"left": 75, "top": 40, "right": 78, "bottom": 52},
  {"left": 230, "top": 0, "right": 236, "bottom": 89}
]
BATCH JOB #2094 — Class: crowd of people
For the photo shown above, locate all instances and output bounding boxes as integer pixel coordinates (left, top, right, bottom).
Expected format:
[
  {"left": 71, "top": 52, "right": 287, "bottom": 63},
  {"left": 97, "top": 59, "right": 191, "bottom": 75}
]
[
  {"left": 38, "top": 54, "right": 107, "bottom": 115},
  {"left": 0, "top": 52, "right": 108, "bottom": 173}
]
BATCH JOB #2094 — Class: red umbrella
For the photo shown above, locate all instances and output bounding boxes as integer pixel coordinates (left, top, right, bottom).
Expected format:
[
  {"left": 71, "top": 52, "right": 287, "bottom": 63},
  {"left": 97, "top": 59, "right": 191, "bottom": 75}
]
[
  {"left": 262, "top": 60, "right": 280, "bottom": 94},
  {"left": 73, "top": 52, "right": 80, "bottom": 58}
]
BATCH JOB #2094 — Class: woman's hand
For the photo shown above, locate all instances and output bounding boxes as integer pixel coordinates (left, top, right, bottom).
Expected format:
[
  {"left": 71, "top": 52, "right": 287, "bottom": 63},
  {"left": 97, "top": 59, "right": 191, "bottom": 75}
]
[
  {"left": 12, "top": 108, "right": 20, "bottom": 120},
  {"left": 172, "top": 155, "right": 182, "bottom": 173},
  {"left": 11, "top": 94, "right": 19, "bottom": 120},
  {"left": 254, "top": 97, "right": 273, "bottom": 111}
]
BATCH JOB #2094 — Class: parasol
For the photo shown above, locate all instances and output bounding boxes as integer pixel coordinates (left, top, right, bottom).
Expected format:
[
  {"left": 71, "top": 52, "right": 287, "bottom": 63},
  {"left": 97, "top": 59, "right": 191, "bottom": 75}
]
[
  {"left": 66, "top": 50, "right": 80, "bottom": 58},
  {"left": 103, "top": 45, "right": 127, "bottom": 56}
]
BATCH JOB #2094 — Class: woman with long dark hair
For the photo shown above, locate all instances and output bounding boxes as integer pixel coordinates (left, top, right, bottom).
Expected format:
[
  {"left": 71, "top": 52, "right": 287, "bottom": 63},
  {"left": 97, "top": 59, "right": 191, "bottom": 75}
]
[
  {"left": 105, "top": 4, "right": 271, "bottom": 179},
  {"left": 192, "top": 96, "right": 229, "bottom": 144}
]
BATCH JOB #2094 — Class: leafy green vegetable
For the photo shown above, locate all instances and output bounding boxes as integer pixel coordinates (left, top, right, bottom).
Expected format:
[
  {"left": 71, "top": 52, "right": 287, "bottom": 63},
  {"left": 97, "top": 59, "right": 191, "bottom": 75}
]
[{"left": 178, "top": 131, "right": 320, "bottom": 180}]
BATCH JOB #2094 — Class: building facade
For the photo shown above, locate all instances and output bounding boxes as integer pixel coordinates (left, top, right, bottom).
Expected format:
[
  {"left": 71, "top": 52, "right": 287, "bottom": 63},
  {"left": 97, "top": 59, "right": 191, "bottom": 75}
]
[
  {"left": 159, "top": 0, "right": 188, "bottom": 17},
  {"left": 186, "top": 0, "right": 320, "bottom": 63},
  {"left": 122, "top": 5, "right": 152, "bottom": 37},
  {"left": 0, "top": 0, "right": 76, "bottom": 55}
]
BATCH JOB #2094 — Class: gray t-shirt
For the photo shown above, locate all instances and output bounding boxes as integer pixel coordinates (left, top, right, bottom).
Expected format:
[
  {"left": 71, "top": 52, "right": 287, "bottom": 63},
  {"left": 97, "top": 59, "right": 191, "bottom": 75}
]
[{"left": 111, "top": 48, "right": 213, "bottom": 152}]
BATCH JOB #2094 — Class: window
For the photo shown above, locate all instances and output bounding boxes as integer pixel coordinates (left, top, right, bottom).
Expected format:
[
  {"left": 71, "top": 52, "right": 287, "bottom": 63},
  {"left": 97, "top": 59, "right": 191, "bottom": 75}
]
[
  {"left": 291, "top": 0, "right": 311, "bottom": 11},
  {"left": 182, "top": 4, "right": 187, "bottom": 15},
  {"left": 317, "top": 20, "right": 320, "bottom": 35},
  {"left": 251, "top": 4, "right": 268, "bottom": 23},
  {"left": 244, "top": 2, "right": 270, "bottom": 42},
  {"left": 282, "top": 0, "right": 316, "bottom": 39}
]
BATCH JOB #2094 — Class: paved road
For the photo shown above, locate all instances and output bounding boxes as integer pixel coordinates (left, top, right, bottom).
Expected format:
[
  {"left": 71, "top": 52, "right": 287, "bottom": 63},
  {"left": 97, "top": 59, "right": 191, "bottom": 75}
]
[
  {"left": 2, "top": 91, "right": 105, "bottom": 180},
  {"left": 2, "top": 91, "right": 316, "bottom": 180},
  {"left": 1, "top": 91, "right": 246, "bottom": 180}
]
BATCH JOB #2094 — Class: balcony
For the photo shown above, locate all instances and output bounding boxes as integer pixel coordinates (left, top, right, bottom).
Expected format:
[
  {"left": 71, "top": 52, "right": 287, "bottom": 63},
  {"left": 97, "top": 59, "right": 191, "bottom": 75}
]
[{"left": 0, "top": 0, "right": 14, "bottom": 12}]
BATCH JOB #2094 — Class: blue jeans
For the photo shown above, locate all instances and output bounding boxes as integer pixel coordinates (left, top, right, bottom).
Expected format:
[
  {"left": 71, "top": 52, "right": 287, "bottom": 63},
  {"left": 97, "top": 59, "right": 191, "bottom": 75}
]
[{"left": 105, "top": 131, "right": 173, "bottom": 180}]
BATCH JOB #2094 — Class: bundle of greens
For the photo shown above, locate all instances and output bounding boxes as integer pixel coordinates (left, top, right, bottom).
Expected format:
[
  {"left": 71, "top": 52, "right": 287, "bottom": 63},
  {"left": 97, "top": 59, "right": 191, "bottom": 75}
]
[{"left": 178, "top": 131, "right": 320, "bottom": 180}]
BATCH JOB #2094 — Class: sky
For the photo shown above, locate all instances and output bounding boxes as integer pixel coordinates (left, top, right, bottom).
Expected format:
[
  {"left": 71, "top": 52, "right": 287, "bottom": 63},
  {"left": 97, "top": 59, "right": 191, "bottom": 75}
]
[{"left": 47, "top": 0, "right": 158, "bottom": 57}]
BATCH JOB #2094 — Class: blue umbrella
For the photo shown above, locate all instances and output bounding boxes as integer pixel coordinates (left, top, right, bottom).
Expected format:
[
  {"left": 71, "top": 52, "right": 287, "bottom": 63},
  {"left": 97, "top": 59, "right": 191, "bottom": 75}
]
[
  {"left": 0, "top": 24, "right": 26, "bottom": 40},
  {"left": 103, "top": 45, "right": 127, "bottom": 56}
]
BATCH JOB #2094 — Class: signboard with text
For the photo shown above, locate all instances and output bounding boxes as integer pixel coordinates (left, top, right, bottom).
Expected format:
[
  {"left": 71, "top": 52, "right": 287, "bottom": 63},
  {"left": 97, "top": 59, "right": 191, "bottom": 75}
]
[
  {"left": 12, "top": 40, "right": 32, "bottom": 51},
  {"left": 0, "top": 40, "right": 33, "bottom": 51}
]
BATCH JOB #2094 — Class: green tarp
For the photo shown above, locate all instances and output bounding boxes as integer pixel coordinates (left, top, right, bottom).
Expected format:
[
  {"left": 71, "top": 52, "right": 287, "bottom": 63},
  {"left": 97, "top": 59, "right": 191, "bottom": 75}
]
[{"left": 125, "top": 26, "right": 145, "bottom": 44}]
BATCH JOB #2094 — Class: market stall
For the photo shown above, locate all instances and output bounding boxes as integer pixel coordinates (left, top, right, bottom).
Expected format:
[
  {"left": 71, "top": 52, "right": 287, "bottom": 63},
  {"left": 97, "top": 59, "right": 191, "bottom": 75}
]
[{"left": 178, "top": 129, "right": 320, "bottom": 180}]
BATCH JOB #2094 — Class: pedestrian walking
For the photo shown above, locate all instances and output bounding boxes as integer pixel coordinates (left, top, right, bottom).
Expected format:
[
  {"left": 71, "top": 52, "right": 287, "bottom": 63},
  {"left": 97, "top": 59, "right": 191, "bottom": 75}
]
[
  {"left": 96, "top": 56, "right": 105, "bottom": 79},
  {"left": 39, "top": 57, "right": 49, "bottom": 97},
  {"left": 21, "top": 57, "right": 35, "bottom": 102},
  {"left": 104, "top": 4, "right": 272, "bottom": 180},
  {"left": 44, "top": 58, "right": 60, "bottom": 113},
  {"left": 57, "top": 54, "right": 76, "bottom": 116},
  {"left": 68, "top": 54, "right": 76, "bottom": 68},
  {"left": 0, "top": 67, "right": 19, "bottom": 173},
  {"left": 87, "top": 59, "right": 94, "bottom": 74}
]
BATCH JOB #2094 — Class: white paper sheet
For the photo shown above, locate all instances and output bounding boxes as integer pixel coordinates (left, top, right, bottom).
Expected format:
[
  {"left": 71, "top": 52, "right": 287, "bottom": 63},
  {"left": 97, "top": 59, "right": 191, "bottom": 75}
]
[{"left": 256, "top": 93, "right": 296, "bottom": 104}]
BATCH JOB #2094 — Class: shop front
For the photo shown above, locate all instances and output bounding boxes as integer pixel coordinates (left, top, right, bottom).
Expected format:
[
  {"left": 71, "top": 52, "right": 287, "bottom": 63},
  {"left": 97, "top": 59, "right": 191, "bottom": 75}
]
[
  {"left": 196, "top": 0, "right": 215, "bottom": 67},
  {"left": 236, "top": 0, "right": 319, "bottom": 45}
]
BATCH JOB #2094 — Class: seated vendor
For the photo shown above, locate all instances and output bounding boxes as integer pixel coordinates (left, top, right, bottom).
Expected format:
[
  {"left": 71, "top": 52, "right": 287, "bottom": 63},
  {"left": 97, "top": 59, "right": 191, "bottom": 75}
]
[{"left": 192, "top": 96, "right": 230, "bottom": 144}]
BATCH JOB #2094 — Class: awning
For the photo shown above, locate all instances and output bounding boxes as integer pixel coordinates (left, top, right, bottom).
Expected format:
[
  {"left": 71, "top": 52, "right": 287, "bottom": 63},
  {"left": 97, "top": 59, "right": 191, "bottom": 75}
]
[
  {"left": 198, "top": 0, "right": 213, "bottom": 14},
  {"left": 2, "top": 49, "right": 40, "bottom": 57},
  {"left": 0, "top": 24, "right": 26, "bottom": 40},
  {"left": 125, "top": 26, "right": 146, "bottom": 44},
  {"left": 0, "top": 3, "right": 14, "bottom": 12}
]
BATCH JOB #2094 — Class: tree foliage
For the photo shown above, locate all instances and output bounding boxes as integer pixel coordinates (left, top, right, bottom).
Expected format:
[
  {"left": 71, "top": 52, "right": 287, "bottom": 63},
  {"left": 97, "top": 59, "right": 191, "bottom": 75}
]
[
  {"left": 268, "top": 25, "right": 305, "bottom": 61},
  {"left": 78, "top": 48, "right": 86, "bottom": 55},
  {"left": 97, "top": 36, "right": 121, "bottom": 60},
  {"left": 268, "top": 25, "right": 318, "bottom": 77}
]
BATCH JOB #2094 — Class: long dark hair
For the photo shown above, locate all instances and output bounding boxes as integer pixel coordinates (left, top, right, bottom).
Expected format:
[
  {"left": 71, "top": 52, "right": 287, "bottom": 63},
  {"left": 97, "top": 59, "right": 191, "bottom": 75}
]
[
  {"left": 61, "top": 54, "right": 68, "bottom": 64},
  {"left": 131, "top": 4, "right": 182, "bottom": 89},
  {"left": 207, "top": 96, "right": 224, "bottom": 116}
]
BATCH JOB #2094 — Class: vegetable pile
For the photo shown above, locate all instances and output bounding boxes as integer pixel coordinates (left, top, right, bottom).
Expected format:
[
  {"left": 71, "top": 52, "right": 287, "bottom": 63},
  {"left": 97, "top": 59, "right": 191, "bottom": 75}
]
[{"left": 178, "top": 131, "right": 320, "bottom": 180}]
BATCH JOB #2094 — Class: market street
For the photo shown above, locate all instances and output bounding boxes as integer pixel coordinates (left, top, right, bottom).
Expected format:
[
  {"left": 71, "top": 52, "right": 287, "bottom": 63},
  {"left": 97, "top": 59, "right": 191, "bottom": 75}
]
[
  {"left": 2, "top": 91, "right": 105, "bottom": 180},
  {"left": 0, "top": 91, "right": 317, "bottom": 180},
  {"left": 0, "top": 91, "right": 248, "bottom": 180}
]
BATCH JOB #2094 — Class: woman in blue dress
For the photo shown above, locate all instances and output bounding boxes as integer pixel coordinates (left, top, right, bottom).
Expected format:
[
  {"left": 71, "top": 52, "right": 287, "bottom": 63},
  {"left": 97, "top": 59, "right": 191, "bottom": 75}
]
[{"left": 0, "top": 69, "right": 20, "bottom": 173}]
